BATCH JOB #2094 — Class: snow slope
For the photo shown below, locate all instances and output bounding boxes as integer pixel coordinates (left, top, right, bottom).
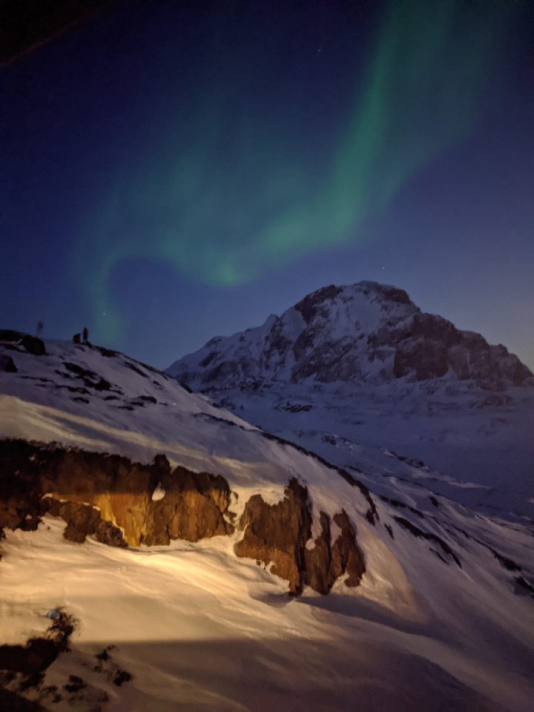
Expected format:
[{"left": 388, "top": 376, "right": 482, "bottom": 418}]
[
  {"left": 1, "top": 335, "right": 534, "bottom": 711},
  {"left": 204, "top": 379, "right": 534, "bottom": 523}
]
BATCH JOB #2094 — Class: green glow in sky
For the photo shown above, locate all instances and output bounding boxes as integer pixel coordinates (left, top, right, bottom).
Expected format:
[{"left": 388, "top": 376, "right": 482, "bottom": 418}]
[{"left": 77, "top": 0, "right": 515, "bottom": 338}]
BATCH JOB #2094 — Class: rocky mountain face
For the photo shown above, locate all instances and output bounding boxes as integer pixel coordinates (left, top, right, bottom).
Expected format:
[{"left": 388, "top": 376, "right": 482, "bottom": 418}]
[{"left": 169, "top": 282, "right": 532, "bottom": 391}]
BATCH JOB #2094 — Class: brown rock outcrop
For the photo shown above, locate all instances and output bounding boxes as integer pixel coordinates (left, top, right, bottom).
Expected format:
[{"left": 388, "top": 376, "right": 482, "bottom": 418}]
[
  {"left": 44, "top": 498, "right": 126, "bottom": 546},
  {"left": 0, "top": 439, "right": 232, "bottom": 548},
  {"left": 145, "top": 467, "right": 232, "bottom": 545},
  {"left": 305, "top": 510, "right": 365, "bottom": 593},
  {"left": 235, "top": 479, "right": 312, "bottom": 594},
  {"left": 235, "top": 479, "right": 365, "bottom": 595}
]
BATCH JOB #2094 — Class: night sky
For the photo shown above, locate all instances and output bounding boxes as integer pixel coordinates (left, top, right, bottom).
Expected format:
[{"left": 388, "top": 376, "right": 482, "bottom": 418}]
[{"left": 1, "top": 0, "right": 533, "bottom": 369}]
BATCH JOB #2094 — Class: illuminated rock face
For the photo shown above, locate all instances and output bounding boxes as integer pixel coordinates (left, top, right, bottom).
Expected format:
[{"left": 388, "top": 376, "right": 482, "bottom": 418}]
[
  {"left": 0, "top": 440, "right": 364, "bottom": 596},
  {"left": 0, "top": 440, "right": 232, "bottom": 548},
  {"left": 235, "top": 479, "right": 365, "bottom": 596},
  {"left": 170, "top": 281, "right": 532, "bottom": 391}
]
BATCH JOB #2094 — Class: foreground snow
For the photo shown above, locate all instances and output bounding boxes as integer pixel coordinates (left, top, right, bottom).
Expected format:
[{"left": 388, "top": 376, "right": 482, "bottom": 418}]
[
  {"left": 1, "top": 338, "right": 533, "bottom": 711},
  {"left": 2, "top": 518, "right": 533, "bottom": 712}
]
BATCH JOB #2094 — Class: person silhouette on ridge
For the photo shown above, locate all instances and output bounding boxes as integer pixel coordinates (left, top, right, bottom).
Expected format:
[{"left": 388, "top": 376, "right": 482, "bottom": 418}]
[{"left": 82, "top": 327, "right": 89, "bottom": 345}]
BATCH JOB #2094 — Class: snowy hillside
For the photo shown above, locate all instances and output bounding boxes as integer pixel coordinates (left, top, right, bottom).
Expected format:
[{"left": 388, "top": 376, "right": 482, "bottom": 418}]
[{"left": 1, "top": 331, "right": 534, "bottom": 711}]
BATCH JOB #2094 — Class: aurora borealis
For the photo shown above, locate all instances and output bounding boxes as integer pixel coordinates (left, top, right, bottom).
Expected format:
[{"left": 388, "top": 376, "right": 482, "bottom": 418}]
[{"left": 1, "top": 0, "right": 533, "bottom": 368}]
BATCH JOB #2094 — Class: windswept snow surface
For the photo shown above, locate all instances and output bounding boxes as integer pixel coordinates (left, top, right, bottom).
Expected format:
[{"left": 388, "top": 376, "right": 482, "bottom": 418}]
[
  {"left": 1, "top": 339, "right": 534, "bottom": 711},
  {"left": 209, "top": 380, "right": 534, "bottom": 523}
]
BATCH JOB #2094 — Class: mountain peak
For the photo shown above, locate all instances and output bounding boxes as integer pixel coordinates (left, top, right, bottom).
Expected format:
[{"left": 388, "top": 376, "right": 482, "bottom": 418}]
[
  {"left": 293, "top": 282, "right": 415, "bottom": 325},
  {"left": 168, "top": 282, "right": 532, "bottom": 391}
]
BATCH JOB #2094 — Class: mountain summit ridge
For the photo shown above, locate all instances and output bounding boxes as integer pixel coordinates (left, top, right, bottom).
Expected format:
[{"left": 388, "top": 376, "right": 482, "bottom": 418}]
[{"left": 168, "top": 281, "right": 532, "bottom": 391}]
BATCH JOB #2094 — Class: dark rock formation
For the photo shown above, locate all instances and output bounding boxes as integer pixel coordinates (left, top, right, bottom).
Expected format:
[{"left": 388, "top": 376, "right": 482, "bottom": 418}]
[
  {"left": 145, "top": 466, "right": 232, "bottom": 545},
  {"left": 235, "top": 479, "right": 312, "bottom": 594},
  {"left": 294, "top": 285, "right": 343, "bottom": 323},
  {"left": 0, "top": 354, "right": 17, "bottom": 373},
  {"left": 235, "top": 479, "right": 365, "bottom": 595},
  {"left": 0, "top": 637, "right": 58, "bottom": 676},
  {"left": 0, "top": 610, "right": 75, "bottom": 676},
  {"left": 62, "top": 362, "right": 113, "bottom": 392},
  {"left": 44, "top": 498, "right": 126, "bottom": 547},
  {"left": 305, "top": 510, "right": 365, "bottom": 594},
  {"left": 393, "top": 516, "right": 461, "bottom": 567},
  {"left": 0, "top": 330, "right": 46, "bottom": 356},
  {"left": 0, "top": 689, "right": 45, "bottom": 710}
]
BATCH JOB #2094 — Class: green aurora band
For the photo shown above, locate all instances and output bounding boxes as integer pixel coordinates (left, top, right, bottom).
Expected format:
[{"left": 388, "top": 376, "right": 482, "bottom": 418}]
[{"left": 77, "top": 0, "right": 519, "bottom": 339}]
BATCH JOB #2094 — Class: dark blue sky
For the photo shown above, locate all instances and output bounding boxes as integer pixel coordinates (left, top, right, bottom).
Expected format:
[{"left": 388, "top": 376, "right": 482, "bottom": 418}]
[{"left": 1, "top": 0, "right": 533, "bottom": 369}]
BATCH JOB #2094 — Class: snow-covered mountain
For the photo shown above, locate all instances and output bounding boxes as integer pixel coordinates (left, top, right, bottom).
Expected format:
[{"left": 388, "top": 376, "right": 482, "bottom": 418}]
[
  {"left": 168, "top": 282, "right": 532, "bottom": 391},
  {"left": 1, "top": 330, "right": 534, "bottom": 711},
  {"left": 168, "top": 283, "right": 534, "bottom": 523}
]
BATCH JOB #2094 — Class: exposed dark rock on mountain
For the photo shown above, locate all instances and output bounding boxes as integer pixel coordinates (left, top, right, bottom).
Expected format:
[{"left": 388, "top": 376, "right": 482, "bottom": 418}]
[
  {"left": 235, "top": 479, "right": 365, "bottom": 595},
  {"left": 0, "top": 689, "right": 45, "bottom": 710},
  {"left": 0, "top": 354, "right": 17, "bottom": 373},
  {"left": 305, "top": 510, "right": 365, "bottom": 594},
  {"left": 143, "top": 465, "right": 233, "bottom": 546},
  {"left": 169, "top": 281, "right": 532, "bottom": 391},
  {"left": 393, "top": 516, "right": 461, "bottom": 567},
  {"left": 235, "top": 479, "right": 312, "bottom": 595},
  {"left": 0, "top": 609, "right": 76, "bottom": 676},
  {"left": 0, "top": 330, "right": 46, "bottom": 357}
]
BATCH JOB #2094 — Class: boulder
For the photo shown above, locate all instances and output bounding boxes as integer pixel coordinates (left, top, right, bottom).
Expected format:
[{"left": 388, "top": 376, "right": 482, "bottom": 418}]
[
  {"left": 0, "top": 329, "right": 46, "bottom": 356},
  {"left": 0, "top": 354, "right": 17, "bottom": 372}
]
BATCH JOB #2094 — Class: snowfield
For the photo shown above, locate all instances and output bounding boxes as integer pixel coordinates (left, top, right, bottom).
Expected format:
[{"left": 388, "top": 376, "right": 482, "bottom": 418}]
[
  {"left": 204, "top": 379, "right": 534, "bottom": 523},
  {"left": 1, "top": 336, "right": 533, "bottom": 711}
]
